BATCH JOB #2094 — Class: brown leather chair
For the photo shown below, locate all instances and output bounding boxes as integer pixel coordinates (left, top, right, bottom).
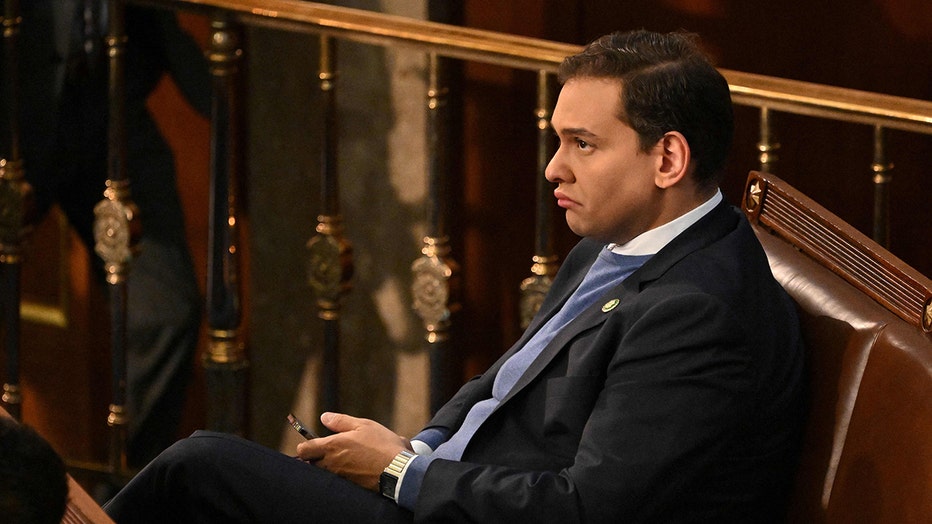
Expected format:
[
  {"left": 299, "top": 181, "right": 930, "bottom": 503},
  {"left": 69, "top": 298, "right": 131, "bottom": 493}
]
[{"left": 742, "top": 171, "right": 932, "bottom": 523}]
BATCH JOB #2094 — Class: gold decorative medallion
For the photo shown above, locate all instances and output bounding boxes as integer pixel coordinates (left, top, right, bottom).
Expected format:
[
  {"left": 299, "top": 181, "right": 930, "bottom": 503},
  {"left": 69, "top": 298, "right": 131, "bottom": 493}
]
[
  {"left": 411, "top": 254, "right": 452, "bottom": 329},
  {"left": 745, "top": 180, "right": 763, "bottom": 212},
  {"left": 93, "top": 189, "right": 139, "bottom": 283}
]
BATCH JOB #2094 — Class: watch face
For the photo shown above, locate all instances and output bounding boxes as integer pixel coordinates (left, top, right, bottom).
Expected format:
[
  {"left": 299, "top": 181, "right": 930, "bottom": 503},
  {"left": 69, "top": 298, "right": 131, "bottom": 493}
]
[{"left": 380, "top": 471, "right": 398, "bottom": 499}]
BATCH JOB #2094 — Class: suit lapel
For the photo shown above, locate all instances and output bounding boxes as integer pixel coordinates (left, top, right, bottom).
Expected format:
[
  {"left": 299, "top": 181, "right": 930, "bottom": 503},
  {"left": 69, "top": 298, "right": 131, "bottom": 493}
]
[
  {"left": 499, "top": 284, "right": 630, "bottom": 405},
  {"left": 492, "top": 240, "right": 601, "bottom": 369}
]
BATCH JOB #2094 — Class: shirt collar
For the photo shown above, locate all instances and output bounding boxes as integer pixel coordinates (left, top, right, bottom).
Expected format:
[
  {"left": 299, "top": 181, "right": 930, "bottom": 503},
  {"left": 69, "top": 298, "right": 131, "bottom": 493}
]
[{"left": 608, "top": 190, "right": 723, "bottom": 256}]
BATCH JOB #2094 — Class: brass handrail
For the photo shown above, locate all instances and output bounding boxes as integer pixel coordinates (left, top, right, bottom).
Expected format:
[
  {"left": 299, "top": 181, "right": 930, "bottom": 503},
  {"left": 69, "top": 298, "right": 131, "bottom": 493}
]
[
  {"left": 724, "top": 70, "right": 932, "bottom": 135},
  {"left": 140, "top": 0, "right": 932, "bottom": 135},
  {"left": 140, "top": 0, "right": 575, "bottom": 69}
]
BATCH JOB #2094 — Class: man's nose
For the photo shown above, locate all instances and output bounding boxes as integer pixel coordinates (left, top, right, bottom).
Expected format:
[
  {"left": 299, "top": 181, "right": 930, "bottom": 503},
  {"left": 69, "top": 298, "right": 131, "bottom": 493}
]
[{"left": 544, "top": 147, "right": 569, "bottom": 183}]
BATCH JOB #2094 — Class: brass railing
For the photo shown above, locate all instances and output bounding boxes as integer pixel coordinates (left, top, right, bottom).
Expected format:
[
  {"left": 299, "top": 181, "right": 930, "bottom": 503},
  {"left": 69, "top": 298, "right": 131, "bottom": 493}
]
[
  {"left": 145, "top": 1, "right": 932, "bottom": 127},
  {"left": 2, "top": 0, "right": 931, "bottom": 476}
]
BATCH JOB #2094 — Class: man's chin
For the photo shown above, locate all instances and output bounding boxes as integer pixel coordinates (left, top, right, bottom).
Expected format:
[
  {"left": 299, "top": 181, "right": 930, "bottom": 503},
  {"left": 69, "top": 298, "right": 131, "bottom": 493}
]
[{"left": 564, "top": 219, "right": 590, "bottom": 240}]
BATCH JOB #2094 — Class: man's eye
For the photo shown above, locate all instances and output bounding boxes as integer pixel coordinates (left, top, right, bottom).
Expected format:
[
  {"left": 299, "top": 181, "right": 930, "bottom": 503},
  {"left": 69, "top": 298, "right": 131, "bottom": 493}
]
[{"left": 576, "top": 139, "right": 591, "bottom": 150}]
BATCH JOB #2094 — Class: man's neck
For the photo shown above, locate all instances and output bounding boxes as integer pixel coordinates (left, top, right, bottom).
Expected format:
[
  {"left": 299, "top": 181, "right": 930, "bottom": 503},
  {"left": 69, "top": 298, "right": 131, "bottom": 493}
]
[{"left": 609, "top": 190, "right": 722, "bottom": 256}]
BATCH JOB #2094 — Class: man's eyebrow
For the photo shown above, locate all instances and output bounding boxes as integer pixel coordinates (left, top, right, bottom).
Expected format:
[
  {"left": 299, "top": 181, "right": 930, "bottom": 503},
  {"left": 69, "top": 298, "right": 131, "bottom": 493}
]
[{"left": 555, "top": 126, "right": 597, "bottom": 138}]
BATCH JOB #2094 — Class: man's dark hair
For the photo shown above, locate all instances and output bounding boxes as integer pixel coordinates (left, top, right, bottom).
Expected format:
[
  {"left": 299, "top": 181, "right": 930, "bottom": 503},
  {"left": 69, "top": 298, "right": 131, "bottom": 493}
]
[
  {"left": 558, "top": 30, "right": 734, "bottom": 190},
  {"left": 0, "top": 417, "right": 68, "bottom": 524}
]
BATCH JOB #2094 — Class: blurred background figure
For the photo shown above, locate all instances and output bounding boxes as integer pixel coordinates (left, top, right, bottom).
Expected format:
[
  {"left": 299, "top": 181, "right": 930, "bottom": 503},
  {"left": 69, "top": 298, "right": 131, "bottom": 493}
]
[{"left": 1, "top": 0, "right": 210, "bottom": 468}]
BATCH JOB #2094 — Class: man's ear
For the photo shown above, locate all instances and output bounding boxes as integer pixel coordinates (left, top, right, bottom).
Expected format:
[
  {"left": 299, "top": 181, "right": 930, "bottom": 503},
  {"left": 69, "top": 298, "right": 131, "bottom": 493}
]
[{"left": 654, "top": 131, "right": 691, "bottom": 189}]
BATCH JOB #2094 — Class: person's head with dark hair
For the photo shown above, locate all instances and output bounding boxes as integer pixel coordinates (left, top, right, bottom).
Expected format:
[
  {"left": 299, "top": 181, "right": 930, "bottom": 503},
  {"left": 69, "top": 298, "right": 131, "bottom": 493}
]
[
  {"left": 0, "top": 417, "right": 68, "bottom": 524},
  {"left": 557, "top": 29, "right": 734, "bottom": 192},
  {"left": 547, "top": 29, "right": 734, "bottom": 245}
]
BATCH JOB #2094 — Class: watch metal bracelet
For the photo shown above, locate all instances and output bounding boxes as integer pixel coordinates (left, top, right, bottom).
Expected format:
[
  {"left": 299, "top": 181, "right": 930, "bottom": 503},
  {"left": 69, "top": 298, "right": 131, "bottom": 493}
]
[{"left": 379, "top": 450, "right": 416, "bottom": 501}]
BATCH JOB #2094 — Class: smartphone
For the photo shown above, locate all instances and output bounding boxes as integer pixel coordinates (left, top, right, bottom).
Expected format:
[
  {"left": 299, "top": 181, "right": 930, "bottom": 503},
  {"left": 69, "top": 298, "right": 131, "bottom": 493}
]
[{"left": 287, "top": 413, "right": 319, "bottom": 439}]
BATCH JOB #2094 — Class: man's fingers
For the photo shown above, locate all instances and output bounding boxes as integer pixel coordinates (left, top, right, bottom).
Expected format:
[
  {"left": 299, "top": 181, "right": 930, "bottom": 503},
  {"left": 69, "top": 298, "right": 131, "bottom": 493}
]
[
  {"left": 295, "top": 438, "right": 325, "bottom": 461},
  {"left": 320, "top": 411, "right": 363, "bottom": 433}
]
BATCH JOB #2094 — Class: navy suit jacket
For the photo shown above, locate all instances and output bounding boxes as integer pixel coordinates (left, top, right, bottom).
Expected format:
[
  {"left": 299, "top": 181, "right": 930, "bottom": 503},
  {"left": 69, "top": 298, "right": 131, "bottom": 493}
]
[{"left": 416, "top": 201, "right": 807, "bottom": 523}]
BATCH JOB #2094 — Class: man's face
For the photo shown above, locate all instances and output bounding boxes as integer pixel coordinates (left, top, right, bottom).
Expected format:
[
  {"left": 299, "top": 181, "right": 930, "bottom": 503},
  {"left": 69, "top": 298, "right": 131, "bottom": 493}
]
[{"left": 546, "top": 78, "right": 663, "bottom": 245}]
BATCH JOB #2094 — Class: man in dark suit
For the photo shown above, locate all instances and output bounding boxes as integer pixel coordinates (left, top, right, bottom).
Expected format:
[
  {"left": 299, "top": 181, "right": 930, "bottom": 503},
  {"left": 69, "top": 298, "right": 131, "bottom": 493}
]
[
  {"left": 1, "top": 1, "right": 209, "bottom": 467},
  {"left": 104, "top": 29, "right": 806, "bottom": 522}
]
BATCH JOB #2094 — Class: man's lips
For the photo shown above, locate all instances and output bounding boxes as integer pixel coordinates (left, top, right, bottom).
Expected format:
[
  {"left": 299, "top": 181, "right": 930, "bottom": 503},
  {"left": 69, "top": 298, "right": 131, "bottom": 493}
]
[{"left": 553, "top": 189, "right": 578, "bottom": 209}]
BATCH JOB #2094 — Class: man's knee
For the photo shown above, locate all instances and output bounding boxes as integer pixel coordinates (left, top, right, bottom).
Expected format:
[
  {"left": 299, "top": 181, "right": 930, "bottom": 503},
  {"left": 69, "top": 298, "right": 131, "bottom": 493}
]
[{"left": 156, "top": 431, "right": 235, "bottom": 465}]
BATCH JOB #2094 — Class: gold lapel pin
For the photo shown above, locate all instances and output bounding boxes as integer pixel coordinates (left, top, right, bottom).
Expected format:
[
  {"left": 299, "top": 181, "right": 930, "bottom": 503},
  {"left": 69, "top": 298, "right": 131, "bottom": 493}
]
[{"left": 601, "top": 298, "right": 620, "bottom": 313}]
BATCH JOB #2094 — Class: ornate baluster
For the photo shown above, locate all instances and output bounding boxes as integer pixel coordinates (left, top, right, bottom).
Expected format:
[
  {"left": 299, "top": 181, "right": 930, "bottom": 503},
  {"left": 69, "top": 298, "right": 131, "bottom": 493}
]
[
  {"left": 307, "top": 36, "right": 352, "bottom": 422},
  {"left": 758, "top": 107, "right": 779, "bottom": 173},
  {"left": 0, "top": 156, "right": 29, "bottom": 421},
  {"left": 412, "top": 53, "right": 459, "bottom": 415},
  {"left": 92, "top": 0, "right": 139, "bottom": 475},
  {"left": 871, "top": 125, "right": 893, "bottom": 247},
  {"left": 520, "top": 71, "right": 558, "bottom": 328},
  {"left": 0, "top": 0, "right": 32, "bottom": 421},
  {"left": 203, "top": 16, "right": 247, "bottom": 434}
]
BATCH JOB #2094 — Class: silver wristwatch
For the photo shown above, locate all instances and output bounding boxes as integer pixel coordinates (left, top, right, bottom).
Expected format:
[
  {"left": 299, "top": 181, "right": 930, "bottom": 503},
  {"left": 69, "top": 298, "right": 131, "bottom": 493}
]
[{"left": 379, "top": 450, "right": 416, "bottom": 500}]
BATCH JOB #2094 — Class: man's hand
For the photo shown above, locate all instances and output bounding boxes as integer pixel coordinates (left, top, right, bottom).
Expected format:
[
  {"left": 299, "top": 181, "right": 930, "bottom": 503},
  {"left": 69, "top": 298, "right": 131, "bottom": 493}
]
[{"left": 296, "top": 412, "right": 412, "bottom": 491}]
